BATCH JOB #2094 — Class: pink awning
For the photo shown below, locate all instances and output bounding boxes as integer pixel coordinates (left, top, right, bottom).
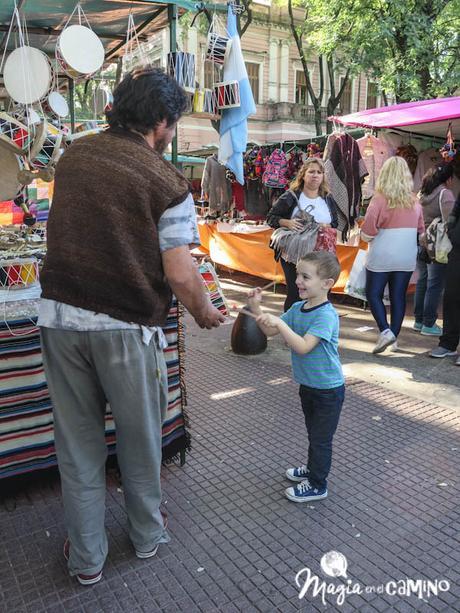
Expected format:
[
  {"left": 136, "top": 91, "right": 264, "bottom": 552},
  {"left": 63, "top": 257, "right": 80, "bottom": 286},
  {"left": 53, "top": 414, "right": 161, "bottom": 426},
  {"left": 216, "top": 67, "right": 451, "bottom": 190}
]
[{"left": 330, "top": 97, "right": 460, "bottom": 138}]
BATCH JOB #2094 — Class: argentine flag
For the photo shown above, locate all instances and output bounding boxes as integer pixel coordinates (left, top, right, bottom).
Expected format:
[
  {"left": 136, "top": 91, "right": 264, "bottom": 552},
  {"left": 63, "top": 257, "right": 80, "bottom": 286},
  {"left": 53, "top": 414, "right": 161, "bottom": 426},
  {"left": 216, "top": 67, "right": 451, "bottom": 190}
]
[{"left": 218, "top": 6, "right": 256, "bottom": 185}]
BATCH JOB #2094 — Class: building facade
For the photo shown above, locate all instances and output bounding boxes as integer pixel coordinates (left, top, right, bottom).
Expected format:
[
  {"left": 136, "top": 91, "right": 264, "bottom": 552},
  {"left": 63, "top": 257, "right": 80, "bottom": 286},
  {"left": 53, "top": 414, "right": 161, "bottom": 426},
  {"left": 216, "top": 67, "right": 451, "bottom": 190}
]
[{"left": 137, "top": 2, "right": 385, "bottom": 153}]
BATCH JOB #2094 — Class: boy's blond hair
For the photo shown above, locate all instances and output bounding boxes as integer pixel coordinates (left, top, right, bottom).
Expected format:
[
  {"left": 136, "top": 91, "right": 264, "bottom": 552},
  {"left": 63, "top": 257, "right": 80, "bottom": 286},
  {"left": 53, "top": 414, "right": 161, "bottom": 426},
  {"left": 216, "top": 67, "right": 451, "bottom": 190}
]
[{"left": 298, "top": 251, "right": 341, "bottom": 283}]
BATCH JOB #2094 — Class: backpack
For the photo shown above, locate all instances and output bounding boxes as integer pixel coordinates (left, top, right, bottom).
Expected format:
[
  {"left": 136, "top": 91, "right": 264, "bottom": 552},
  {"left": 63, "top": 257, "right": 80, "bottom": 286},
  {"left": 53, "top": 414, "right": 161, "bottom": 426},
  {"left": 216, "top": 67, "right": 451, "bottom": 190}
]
[
  {"left": 262, "top": 149, "right": 288, "bottom": 188},
  {"left": 424, "top": 189, "right": 452, "bottom": 264}
]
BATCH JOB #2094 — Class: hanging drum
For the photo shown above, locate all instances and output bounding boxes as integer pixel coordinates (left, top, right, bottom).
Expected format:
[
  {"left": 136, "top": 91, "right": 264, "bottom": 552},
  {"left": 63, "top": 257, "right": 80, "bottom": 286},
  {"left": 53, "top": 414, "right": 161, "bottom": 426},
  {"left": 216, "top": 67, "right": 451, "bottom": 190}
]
[
  {"left": 0, "top": 113, "right": 33, "bottom": 155},
  {"left": 203, "top": 88, "right": 218, "bottom": 116},
  {"left": 214, "top": 81, "right": 241, "bottom": 110},
  {"left": 93, "top": 88, "right": 110, "bottom": 116},
  {"left": 43, "top": 92, "right": 70, "bottom": 119},
  {"left": 0, "top": 148, "right": 22, "bottom": 201},
  {"left": 29, "top": 120, "right": 63, "bottom": 169},
  {"left": 56, "top": 24, "right": 104, "bottom": 79},
  {"left": 167, "top": 52, "right": 195, "bottom": 93},
  {"left": 3, "top": 46, "right": 52, "bottom": 105},
  {"left": 206, "top": 32, "right": 232, "bottom": 66}
]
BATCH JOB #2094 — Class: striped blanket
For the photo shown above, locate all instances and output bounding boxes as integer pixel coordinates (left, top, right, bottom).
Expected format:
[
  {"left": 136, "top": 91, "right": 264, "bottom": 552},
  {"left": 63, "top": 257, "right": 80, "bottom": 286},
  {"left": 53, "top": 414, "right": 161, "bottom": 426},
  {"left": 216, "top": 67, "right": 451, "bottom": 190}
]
[{"left": 0, "top": 302, "right": 189, "bottom": 480}]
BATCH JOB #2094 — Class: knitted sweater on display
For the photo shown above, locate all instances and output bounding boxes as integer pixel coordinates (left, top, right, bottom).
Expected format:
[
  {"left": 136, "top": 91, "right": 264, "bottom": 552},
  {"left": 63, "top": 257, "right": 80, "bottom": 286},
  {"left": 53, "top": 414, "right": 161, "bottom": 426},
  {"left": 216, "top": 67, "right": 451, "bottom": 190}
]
[{"left": 40, "top": 128, "right": 190, "bottom": 326}]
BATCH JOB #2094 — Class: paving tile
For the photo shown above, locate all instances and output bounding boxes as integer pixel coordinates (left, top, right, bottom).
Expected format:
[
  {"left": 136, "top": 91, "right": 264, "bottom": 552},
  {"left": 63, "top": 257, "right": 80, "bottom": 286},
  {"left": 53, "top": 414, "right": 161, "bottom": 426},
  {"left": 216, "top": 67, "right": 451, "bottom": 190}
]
[{"left": 1, "top": 347, "right": 459, "bottom": 612}]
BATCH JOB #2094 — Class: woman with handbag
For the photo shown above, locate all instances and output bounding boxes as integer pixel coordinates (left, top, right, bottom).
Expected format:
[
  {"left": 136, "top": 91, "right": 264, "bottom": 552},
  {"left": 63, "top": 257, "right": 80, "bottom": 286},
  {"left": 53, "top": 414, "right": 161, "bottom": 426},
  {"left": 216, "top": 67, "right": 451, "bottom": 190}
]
[
  {"left": 413, "top": 164, "right": 455, "bottom": 336},
  {"left": 361, "top": 157, "right": 425, "bottom": 354},
  {"left": 266, "top": 158, "right": 345, "bottom": 311},
  {"left": 430, "top": 193, "right": 460, "bottom": 365}
]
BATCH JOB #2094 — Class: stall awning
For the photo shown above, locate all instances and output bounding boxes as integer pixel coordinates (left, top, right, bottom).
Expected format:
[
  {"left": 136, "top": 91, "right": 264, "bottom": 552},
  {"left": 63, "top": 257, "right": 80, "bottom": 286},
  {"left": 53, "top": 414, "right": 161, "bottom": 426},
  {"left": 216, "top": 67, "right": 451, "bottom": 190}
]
[
  {"left": 330, "top": 97, "right": 460, "bottom": 139},
  {"left": 0, "top": 0, "right": 193, "bottom": 61}
]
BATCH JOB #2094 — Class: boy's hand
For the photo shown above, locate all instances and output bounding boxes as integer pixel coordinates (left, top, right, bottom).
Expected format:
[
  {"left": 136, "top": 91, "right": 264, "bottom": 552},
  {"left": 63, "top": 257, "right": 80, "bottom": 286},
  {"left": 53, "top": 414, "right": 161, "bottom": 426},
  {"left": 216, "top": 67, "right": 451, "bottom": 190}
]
[
  {"left": 247, "top": 287, "right": 263, "bottom": 312},
  {"left": 256, "top": 313, "right": 281, "bottom": 329}
]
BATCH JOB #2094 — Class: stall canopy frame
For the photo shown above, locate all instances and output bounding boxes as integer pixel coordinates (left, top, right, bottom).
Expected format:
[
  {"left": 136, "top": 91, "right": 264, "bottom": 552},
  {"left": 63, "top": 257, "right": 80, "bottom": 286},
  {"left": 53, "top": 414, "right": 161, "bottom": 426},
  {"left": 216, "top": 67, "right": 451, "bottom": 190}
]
[
  {"left": 0, "top": 0, "right": 194, "bottom": 61},
  {"left": 330, "top": 96, "right": 460, "bottom": 139}
]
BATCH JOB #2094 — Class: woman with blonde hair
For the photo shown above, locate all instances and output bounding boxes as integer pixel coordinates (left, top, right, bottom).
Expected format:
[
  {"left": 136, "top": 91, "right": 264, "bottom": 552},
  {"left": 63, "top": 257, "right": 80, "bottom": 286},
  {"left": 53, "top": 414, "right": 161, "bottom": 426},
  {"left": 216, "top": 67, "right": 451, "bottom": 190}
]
[
  {"left": 267, "top": 158, "right": 346, "bottom": 310},
  {"left": 361, "top": 156, "right": 425, "bottom": 353}
]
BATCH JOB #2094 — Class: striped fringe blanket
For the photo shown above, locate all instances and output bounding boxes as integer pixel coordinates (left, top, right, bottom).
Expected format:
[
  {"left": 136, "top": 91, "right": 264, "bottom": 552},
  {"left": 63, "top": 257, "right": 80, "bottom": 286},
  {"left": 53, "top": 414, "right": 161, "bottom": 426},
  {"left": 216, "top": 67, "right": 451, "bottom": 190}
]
[{"left": 0, "top": 301, "right": 189, "bottom": 480}]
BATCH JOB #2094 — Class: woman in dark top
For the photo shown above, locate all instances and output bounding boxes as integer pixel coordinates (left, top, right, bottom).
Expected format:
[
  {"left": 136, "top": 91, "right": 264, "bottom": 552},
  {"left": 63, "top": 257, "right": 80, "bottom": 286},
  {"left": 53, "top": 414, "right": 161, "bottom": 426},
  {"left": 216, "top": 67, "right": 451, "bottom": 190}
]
[
  {"left": 430, "top": 193, "right": 460, "bottom": 364},
  {"left": 266, "top": 158, "right": 344, "bottom": 311}
]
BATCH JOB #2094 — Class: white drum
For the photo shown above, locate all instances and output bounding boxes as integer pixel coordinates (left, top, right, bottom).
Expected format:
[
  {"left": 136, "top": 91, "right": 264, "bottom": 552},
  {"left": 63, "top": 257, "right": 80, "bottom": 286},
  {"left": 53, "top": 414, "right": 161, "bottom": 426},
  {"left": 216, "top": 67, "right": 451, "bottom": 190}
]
[
  {"left": 44, "top": 91, "right": 70, "bottom": 119},
  {"left": 56, "top": 25, "right": 104, "bottom": 79},
  {"left": 0, "top": 148, "right": 22, "bottom": 201},
  {"left": 3, "top": 46, "right": 52, "bottom": 105}
]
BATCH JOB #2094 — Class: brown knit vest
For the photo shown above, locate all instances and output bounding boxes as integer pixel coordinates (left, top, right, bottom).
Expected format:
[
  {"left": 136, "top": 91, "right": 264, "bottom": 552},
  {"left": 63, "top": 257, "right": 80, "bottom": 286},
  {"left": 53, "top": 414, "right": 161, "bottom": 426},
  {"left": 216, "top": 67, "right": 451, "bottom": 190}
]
[{"left": 40, "top": 128, "right": 190, "bottom": 325}]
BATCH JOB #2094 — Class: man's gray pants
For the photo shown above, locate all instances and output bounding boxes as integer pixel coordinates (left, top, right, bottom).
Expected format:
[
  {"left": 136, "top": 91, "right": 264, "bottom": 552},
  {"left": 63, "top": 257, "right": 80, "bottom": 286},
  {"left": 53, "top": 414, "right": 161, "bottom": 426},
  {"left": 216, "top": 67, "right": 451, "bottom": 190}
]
[{"left": 40, "top": 327, "right": 170, "bottom": 576}]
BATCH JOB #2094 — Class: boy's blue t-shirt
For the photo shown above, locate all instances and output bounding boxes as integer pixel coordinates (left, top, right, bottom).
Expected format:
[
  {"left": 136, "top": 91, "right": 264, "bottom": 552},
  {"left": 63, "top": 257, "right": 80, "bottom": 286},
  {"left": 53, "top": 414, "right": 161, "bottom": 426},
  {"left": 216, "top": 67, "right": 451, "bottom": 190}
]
[{"left": 280, "top": 300, "right": 344, "bottom": 389}]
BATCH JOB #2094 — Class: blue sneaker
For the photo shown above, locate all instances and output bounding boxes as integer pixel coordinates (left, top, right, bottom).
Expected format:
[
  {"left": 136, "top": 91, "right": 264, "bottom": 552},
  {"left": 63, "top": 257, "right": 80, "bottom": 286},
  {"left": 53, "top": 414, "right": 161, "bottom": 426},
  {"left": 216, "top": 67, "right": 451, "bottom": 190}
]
[
  {"left": 413, "top": 321, "right": 423, "bottom": 331},
  {"left": 285, "top": 479, "right": 328, "bottom": 502},
  {"left": 421, "top": 324, "right": 442, "bottom": 336},
  {"left": 286, "top": 465, "right": 310, "bottom": 482}
]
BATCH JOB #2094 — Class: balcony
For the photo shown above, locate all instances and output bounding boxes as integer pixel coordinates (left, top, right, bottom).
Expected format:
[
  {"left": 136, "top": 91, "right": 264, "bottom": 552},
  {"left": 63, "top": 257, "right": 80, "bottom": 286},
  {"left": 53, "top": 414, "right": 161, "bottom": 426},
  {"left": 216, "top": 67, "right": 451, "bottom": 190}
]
[{"left": 266, "top": 102, "right": 328, "bottom": 123}]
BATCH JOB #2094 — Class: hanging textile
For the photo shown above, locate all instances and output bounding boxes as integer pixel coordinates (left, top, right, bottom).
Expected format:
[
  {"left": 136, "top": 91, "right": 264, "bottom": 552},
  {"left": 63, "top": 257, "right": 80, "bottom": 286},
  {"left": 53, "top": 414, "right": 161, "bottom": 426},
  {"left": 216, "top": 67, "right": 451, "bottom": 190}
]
[
  {"left": 357, "top": 134, "right": 392, "bottom": 199},
  {"left": 324, "top": 132, "right": 368, "bottom": 233},
  {"left": 201, "top": 153, "right": 232, "bottom": 213},
  {"left": 262, "top": 148, "right": 288, "bottom": 189},
  {"left": 0, "top": 301, "right": 188, "bottom": 479}
]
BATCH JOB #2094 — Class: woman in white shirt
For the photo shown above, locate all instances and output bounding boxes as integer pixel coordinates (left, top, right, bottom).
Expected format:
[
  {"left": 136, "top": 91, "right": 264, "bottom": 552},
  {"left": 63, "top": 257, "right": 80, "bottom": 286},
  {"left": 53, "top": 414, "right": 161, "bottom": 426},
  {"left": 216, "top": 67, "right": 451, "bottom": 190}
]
[{"left": 267, "top": 158, "right": 344, "bottom": 310}]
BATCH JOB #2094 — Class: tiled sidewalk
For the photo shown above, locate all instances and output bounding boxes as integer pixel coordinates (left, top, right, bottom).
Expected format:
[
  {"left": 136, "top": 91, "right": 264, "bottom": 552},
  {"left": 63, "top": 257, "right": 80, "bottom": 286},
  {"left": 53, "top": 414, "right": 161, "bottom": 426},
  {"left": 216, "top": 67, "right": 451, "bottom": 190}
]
[{"left": 1, "top": 346, "right": 459, "bottom": 612}]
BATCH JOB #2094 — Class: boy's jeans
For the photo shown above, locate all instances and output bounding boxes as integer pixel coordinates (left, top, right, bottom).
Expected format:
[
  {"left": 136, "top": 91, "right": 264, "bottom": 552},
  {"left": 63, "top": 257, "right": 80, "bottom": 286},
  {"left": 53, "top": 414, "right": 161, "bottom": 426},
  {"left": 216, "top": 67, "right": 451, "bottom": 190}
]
[{"left": 299, "top": 384, "right": 345, "bottom": 490}]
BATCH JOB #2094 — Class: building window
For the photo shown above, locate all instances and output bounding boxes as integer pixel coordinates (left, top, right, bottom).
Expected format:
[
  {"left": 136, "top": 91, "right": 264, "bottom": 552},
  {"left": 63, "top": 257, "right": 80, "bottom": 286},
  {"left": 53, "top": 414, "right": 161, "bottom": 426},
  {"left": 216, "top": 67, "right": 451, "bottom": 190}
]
[
  {"left": 245, "top": 62, "right": 260, "bottom": 104},
  {"left": 295, "top": 70, "right": 308, "bottom": 105},
  {"left": 204, "top": 61, "right": 222, "bottom": 89},
  {"left": 339, "top": 77, "right": 351, "bottom": 114},
  {"left": 367, "top": 82, "right": 378, "bottom": 109}
]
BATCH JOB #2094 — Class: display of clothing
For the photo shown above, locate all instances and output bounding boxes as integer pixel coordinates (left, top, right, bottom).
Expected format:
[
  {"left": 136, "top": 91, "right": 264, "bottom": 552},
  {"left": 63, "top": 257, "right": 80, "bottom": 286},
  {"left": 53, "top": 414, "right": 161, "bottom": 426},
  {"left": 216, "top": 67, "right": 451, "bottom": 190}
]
[
  {"left": 413, "top": 148, "right": 444, "bottom": 192},
  {"left": 201, "top": 153, "right": 232, "bottom": 213},
  {"left": 244, "top": 180, "right": 268, "bottom": 216},
  {"left": 232, "top": 182, "right": 245, "bottom": 211},
  {"left": 324, "top": 132, "right": 368, "bottom": 233},
  {"left": 357, "top": 134, "right": 392, "bottom": 199}
]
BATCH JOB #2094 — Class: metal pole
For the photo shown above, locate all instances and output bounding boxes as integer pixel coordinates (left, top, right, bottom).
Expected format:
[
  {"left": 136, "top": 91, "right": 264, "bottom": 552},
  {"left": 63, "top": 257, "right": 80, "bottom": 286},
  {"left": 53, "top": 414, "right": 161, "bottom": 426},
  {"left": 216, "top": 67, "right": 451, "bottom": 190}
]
[
  {"left": 168, "top": 3, "right": 178, "bottom": 167},
  {"left": 68, "top": 78, "right": 76, "bottom": 133}
]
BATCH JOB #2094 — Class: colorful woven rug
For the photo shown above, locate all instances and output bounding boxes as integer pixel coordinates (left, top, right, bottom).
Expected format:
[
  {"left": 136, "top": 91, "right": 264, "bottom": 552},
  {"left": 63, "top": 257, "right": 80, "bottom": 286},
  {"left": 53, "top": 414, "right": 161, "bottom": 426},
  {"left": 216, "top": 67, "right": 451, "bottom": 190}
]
[{"left": 0, "top": 301, "right": 189, "bottom": 480}]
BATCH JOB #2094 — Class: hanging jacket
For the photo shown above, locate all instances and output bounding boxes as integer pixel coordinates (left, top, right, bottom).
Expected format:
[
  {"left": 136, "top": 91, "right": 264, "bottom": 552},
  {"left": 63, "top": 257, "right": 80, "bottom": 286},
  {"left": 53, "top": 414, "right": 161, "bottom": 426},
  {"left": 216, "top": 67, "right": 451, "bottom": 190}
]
[
  {"left": 262, "top": 148, "right": 288, "bottom": 188},
  {"left": 324, "top": 133, "right": 368, "bottom": 235}
]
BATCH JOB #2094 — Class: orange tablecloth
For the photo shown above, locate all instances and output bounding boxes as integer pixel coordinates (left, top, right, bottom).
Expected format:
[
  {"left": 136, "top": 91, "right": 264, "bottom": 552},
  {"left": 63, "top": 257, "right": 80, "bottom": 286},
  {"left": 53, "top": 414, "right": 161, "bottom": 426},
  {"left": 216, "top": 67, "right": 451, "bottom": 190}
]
[{"left": 197, "top": 223, "right": 366, "bottom": 293}]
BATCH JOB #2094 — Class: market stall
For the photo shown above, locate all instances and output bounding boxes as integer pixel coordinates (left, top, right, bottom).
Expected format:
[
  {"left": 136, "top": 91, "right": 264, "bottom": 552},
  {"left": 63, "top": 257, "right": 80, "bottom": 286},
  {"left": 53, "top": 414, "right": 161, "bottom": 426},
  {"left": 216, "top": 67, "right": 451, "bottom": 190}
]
[
  {"left": 197, "top": 220, "right": 365, "bottom": 292},
  {"left": 0, "top": 0, "right": 197, "bottom": 480}
]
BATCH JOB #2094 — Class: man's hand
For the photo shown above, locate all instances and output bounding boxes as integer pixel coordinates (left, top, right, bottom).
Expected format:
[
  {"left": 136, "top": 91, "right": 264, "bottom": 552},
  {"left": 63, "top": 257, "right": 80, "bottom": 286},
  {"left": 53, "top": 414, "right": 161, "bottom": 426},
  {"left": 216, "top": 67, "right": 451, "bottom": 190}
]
[{"left": 195, "top": 304, "right": 226, "bottom": 329}]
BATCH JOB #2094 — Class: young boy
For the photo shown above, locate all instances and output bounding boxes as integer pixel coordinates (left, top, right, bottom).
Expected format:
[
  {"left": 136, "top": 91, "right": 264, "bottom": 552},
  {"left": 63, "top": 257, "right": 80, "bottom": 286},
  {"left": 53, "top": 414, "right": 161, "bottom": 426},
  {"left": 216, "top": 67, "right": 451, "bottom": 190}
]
[{"left": 248, "top": 251, "right": 344, "bottom": 502}]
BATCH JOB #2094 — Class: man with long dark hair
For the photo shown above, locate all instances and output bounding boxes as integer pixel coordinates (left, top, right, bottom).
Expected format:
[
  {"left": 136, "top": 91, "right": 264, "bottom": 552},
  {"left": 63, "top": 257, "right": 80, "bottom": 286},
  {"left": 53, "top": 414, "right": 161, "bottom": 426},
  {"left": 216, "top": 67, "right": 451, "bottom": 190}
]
[{"left": 38, "top": 68, "right": 225, "bottom": 585}]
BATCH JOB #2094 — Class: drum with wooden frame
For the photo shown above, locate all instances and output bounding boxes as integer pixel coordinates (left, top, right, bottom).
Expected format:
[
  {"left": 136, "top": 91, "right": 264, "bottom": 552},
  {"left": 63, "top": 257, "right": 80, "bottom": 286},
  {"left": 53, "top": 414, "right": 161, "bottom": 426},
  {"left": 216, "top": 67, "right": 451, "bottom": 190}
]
[
  {"left": 205, "top": 32, "right": 232, "bottom": 66},
  {"left": 3, "top": 46, "right": 52, "bottom": 105},
  {"left": 167, "top": 52, "right": 195, "bottom": 93},
  {"left": 43, "top": 91, "right": 70, "bottom": 119},
  {"left": 0, "top": 147, "right": 22, "bottom": 201},
  {"left": 214, "top": 81, "right": 241, "bottom": 109},
  {"left": 56, "top": 24, "right": 104, "bottom": 80},
  {"left": 28, "top": 120, "right": 63, "bottom": 169},
  {"left": 0, "top": 113, "right": 33, "bottom": 155}
]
